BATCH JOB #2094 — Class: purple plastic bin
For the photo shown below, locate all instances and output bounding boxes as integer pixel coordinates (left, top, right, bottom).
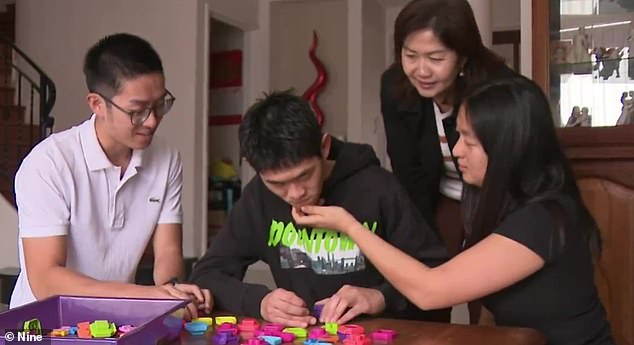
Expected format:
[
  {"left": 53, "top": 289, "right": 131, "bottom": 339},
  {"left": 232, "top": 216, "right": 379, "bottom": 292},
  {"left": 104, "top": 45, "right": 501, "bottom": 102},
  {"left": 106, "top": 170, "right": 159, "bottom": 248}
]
[{"left": 0, "top": 295, "right": 188, "bottom": 345}]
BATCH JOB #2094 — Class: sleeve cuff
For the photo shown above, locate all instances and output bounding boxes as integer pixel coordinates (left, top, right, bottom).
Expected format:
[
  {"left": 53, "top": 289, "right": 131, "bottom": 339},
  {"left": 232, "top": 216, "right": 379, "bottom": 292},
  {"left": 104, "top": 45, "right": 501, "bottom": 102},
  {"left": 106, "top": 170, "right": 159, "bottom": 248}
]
[{"left": 242, "top": 285, "right": 272, "bottom": 318}]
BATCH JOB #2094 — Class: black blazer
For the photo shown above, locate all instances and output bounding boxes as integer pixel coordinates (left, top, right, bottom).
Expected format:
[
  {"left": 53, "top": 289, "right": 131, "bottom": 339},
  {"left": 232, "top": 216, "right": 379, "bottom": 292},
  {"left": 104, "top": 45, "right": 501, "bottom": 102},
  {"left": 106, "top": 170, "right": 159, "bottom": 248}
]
[{"left": 380, "top": 65, "right": 461, "bottom": 228}]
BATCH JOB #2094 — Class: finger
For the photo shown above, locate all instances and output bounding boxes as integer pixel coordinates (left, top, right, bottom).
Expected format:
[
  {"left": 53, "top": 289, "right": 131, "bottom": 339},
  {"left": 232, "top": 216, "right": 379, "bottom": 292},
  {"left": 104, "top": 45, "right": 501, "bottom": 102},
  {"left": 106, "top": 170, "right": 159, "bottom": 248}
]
[
  {"left": 337, "top": 305, "right": 363, "bottom": 325},
  {"left": 274, "top": 300, "right": 310, "bottom": 317},
  {"left": 277, "top": 290, "right": 308, "bottom": 308},
  {"left": 187, "top": 302, "right": 199, "bottom": 320},
  {"left": 163, "top": 285, "right": 194, "bottom": 301},
  {"left": 183, "top": 306, "right": 193, "bottom": 322},
  {"left": 270, "top": 311, "right": 313, "bottom": 328},
  {"left": 202, "top": 289, "right": 213, "bottom": 312},
  {"left": 177, "top": 284, "right": 205, "bottom": 303},
  {"left": 330, "top": 297, "right": 351, "bottom": 323},
  {"left": 314, "top": 297, "right": 330, "bottom": 305},
  {"left": 320, "top": 295, "right": 340, "bottom": 323}
]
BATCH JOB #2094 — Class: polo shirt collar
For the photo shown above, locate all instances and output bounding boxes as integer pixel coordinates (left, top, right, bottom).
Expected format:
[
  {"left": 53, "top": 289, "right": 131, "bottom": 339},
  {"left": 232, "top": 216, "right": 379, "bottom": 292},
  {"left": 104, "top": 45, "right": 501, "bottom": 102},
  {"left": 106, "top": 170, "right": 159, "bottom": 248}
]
[{"left": 80, "top": 114, "right": 145, "bottom": 171}]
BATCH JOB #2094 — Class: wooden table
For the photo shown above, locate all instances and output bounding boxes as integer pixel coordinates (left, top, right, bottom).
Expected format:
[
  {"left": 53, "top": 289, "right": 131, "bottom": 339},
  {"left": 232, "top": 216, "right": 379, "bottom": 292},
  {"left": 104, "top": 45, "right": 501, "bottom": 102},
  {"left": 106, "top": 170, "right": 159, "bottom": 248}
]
[{"left": 179, "top": 318, "right": 545, "bottom": 345}]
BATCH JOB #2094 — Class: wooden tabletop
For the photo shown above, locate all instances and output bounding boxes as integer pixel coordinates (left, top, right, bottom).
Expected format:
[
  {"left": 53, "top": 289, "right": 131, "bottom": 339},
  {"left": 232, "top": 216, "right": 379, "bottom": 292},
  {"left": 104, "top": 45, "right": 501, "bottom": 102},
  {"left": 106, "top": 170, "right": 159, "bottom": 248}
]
[{"left": 179, "top": 318, "right": 545, "bottom": 345}]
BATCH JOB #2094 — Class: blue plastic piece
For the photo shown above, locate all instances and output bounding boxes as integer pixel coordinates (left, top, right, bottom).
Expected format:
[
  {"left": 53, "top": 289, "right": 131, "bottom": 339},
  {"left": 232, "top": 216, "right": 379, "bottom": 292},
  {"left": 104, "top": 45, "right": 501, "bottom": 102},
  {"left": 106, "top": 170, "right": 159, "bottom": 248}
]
[
  {"left": 260, "top": 336, "right": 282, "bottom": 345},
  {"left": 185, "top": 321, "right": 208, "bottom": 335}
]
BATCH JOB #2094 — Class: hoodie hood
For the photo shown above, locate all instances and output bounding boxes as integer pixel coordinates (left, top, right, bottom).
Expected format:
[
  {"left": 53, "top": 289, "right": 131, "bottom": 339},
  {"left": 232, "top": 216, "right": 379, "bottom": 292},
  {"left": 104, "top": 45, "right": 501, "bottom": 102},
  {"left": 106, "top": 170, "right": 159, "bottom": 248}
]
[{"left": 323, "top": 137, "right": 380, "bottom": 193}]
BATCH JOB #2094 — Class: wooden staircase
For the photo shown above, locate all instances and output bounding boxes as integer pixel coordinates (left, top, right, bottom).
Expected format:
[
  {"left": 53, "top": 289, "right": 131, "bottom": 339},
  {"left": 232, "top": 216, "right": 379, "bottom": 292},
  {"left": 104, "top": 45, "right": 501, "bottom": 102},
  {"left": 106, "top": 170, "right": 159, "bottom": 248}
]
[{"left": 0, "top": 3, "right": 56, "bottom": 206}]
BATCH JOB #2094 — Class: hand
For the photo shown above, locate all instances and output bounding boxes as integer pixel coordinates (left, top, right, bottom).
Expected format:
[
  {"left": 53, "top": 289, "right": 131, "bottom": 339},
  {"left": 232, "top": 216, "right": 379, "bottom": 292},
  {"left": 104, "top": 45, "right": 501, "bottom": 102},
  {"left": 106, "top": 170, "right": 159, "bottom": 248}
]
[
  {"left": 291, "top": 205, "right": 359, "bottom": 234},
  {"left": 154, "top": 283, "right": 213, "bottom": 320},
  {"left": 316, "top": 285, "right": 385, "bottom": 324},
  {"left": 260, "top": 288, "right": 317, "bottom": 327}
]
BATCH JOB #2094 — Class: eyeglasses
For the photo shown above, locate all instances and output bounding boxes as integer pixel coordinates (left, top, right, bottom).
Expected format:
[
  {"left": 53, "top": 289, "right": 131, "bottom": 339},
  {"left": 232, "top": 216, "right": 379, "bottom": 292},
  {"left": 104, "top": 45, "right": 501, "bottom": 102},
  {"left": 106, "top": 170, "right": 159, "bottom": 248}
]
[{"left": 95, "top": 90, "right": 176, "bottom": 126}]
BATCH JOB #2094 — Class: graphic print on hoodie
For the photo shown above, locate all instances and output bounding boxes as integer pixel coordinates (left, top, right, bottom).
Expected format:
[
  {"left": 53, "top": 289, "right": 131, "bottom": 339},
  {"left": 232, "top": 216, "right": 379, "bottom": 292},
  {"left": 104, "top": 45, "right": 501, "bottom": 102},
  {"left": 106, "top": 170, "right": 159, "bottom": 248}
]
[
  {"left": 270, "top": 218, "right": 377, "bottom": 274},
  {"left": 190, "top": 138, "right": 449, "bottom": 320}
]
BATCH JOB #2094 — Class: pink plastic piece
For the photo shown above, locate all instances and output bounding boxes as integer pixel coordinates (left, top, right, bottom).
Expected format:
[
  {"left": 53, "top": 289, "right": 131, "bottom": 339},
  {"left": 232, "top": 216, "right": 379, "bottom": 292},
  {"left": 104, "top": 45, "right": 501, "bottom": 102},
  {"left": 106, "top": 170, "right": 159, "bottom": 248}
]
[
  {"left": 238, "top": 318, "right": 261, "bottom": 332},
  {"left": 371, "top": 329, "right": 397, "bottom": 342},
  {"left": 217, "top": 323, "right": 239, "bottom": 335},
  {"left": 262, "top": 323, "right": 284, "bottom": 333},
  {"left": 338, "top": 325, "right": 365, "bottom": 335},
  {"left": 243, "top": 338, "right": 267, "bottom": 345},
  {"left": 118, "top": 325, "right": 135, "bottom": 333},
  {"left": 343, "top": 334, "right": 371, "bottom": 345},
  {"left": 279, "top": 332, "right": 296, "bottom": 343},
  {"left": 308, "top": 328, "right": 327, "bottom": 339}
]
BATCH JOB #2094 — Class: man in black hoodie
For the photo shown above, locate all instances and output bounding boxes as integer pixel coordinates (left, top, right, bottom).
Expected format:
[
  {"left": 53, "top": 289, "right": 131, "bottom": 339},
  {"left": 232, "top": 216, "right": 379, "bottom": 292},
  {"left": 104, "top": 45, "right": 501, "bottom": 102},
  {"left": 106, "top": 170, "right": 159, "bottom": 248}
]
[{"left": 191, "top": 91, "right": 449, "bottom": 327}]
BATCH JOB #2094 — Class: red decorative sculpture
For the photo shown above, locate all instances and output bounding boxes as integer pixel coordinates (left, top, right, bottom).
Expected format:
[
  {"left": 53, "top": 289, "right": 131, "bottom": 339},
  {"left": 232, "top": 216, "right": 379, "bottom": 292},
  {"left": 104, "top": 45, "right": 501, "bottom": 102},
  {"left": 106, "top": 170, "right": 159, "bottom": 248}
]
[{"left": 302, "top": 30, "right": 327, "bottom": 127}]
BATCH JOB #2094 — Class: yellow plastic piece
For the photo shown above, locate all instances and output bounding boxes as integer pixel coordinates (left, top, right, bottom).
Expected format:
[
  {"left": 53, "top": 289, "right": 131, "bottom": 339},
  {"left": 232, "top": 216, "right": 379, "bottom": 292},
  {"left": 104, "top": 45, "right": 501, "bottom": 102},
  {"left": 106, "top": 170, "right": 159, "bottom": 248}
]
[
  {"left": 215, "top": 316, "right": 238, "bottom": 325},
  {"left": 193, "top": 317, "right": 214, "bottom": 326},
  {"left": 50, "top": 328, "right": 69, "bottom": 337}
]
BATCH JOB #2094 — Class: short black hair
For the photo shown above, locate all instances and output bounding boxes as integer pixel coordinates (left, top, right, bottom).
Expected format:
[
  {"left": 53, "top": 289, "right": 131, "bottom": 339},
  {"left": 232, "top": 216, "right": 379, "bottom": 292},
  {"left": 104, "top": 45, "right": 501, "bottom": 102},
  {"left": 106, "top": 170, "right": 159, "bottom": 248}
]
[
  {"left": 83, "top": 33, "right": 163, "bottom": 96},
  {"left": 239, "top": 90, "right": 322, "bottom": 172}
]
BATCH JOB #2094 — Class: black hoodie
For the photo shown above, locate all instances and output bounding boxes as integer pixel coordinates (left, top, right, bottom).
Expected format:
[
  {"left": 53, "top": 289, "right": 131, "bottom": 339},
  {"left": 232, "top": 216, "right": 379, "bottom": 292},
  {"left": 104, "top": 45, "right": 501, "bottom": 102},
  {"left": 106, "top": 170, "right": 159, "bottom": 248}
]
[{"left": 190, "top": 139, "right": 450, "bottom": 321}]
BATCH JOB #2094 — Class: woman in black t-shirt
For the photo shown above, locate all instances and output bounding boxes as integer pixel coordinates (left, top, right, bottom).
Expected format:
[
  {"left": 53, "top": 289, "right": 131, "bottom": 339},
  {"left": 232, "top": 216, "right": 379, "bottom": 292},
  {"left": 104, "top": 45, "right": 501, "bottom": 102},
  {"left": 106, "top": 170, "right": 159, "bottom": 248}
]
[{"left": 293, "top": 76, "right": 615, "bottom": 345}]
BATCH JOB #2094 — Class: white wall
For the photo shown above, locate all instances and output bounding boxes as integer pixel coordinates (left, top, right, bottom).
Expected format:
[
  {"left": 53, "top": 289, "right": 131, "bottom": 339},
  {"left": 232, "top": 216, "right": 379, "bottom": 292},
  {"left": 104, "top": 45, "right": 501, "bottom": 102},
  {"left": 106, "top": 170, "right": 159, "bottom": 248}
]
[{"left": 13, "top": 0, "right": 208, "bottom": 258}]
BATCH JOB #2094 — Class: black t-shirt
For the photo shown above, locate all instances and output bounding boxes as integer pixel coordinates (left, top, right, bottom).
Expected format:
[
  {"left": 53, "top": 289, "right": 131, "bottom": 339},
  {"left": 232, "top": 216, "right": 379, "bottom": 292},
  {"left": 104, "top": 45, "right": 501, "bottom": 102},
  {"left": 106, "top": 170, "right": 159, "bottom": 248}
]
[{"left": 482, "top": 197, "right": 614, "bottom": 345}]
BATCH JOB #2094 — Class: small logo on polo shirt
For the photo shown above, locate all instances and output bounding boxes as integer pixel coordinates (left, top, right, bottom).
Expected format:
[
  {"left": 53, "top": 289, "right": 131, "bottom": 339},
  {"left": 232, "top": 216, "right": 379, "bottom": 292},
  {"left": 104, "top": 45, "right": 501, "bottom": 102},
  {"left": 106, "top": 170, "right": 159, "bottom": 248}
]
[{"left": 149, "top": 197, "right": 161, "bottom": 203}]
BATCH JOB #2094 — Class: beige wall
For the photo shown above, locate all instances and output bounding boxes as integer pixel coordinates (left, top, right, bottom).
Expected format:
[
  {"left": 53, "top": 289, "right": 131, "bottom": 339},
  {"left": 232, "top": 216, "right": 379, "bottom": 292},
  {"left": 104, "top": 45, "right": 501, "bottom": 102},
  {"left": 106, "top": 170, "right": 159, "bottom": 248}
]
[
  {"left": 361, "top": 0, "right": 387, "bottom": 165},
  {"left": 270, "top": 0, "right": 348, "bottom": 139}
]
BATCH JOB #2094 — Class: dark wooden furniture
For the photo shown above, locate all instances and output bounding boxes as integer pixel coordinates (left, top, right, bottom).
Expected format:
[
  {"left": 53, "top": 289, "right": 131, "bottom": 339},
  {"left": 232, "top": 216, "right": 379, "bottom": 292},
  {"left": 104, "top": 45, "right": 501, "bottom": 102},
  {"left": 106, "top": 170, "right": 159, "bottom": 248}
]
[
  {"left": 533, "top": 2, "right": 634, "bottom": 344},
  {"left": 179, "top": 318, "right": 545, "bottom": 345}
]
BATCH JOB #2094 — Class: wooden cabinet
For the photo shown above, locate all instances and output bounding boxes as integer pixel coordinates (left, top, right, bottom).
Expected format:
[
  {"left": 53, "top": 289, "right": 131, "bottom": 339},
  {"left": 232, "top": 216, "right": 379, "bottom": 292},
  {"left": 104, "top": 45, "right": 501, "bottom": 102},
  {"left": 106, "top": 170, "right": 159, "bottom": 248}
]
[{"left": 533, "top": 2, "right": 634, "bottom": 344}]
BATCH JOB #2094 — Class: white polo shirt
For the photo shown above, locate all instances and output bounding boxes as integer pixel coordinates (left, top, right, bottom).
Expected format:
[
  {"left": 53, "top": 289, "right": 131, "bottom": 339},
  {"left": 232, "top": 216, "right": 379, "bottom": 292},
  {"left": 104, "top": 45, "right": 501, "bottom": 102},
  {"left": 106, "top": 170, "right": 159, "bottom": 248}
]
[{"left": 10, "top": 115, "right": 183, "bottom": 308}]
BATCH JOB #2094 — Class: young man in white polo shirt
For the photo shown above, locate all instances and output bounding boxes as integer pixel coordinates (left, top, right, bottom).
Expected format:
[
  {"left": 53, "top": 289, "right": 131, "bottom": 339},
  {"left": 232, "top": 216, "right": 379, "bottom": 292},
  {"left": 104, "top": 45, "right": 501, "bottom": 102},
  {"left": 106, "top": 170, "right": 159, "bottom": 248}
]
[{"left": 10, "top": 33, "right": 212, "bottom": 317}]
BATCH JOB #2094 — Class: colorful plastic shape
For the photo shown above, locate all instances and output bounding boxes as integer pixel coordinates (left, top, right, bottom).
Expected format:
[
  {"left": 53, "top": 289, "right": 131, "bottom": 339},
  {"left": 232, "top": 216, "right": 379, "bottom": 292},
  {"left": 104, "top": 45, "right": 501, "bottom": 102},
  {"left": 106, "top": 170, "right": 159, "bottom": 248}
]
[
  {"left": 279, "top": 331, "right": 296, "bottom": 342},
  {"left": 308, "top": 327, "right": 327, "bottom": 339},
  {"left": 68, "top": 326, "right": 77, "bottom": 336},
  {"left": 304, "top": 339, "right": 331, "bottom": 345},
  {"left": 185, "top": 321, "right": 209, "bottom": 336},
  {"left": 324, "top": 322, "right": 338, "bottom": 335},
  {"left": 243, "top": 338, "right": 267, "bottom": 345},
  {"left": 118, "top": 324, "right": 136, "bottom": 334},
  {"left": 338, "top": 324, "right": 365, "bottom": 335},
  {"left": 371, "top": 329, "right": 397, "bottom": 342},
  {"left": 343, "top": 334, "right": 371, "bottom": 345},
  {"left": 22, "top": 318, "right": 42, "bottom": 335},
  {"left": 284, "top": 327, "right": 308, "bottom": 338},
  {"left": 77, "top": 321, "right": 92, "bottom": 339},
  {"left": 193, "top": 317, "right": 214, "bottom": 326},
  {"left": 238, "top": 318, "right": 261, "bottom": 332},
  {"left": 318, "top": 335, "right": 339, "bottom": 343},
  {"left": 312, "top": 304, "right": 324, "bottom": 318},
  {"left": 259, "top": 335, "right": 282, "bottom": 345},
  {"left": 262, "top": 323, "right": 285, "bottom": 333},
  {"left": 217, "top": 322, "right": 239, "bottom": 335},
  {"left": 50, "top": 328, "right": 69, "bottom": 337},
  {"left": 213, "top": 332, "right": 240, "bottom": 345},
  {"left": 89, "top": 320, "right": 117, "bottom": 338},
  {"left": 216, "top": 316, "right": 238, "bottom": 325}
]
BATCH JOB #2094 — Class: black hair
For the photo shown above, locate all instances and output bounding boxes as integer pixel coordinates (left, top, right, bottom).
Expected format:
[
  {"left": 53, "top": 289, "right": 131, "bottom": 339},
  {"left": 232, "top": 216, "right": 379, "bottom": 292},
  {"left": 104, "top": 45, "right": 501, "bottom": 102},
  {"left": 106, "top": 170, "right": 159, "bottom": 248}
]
[
  {"left": 461, "top": 76, "right": 601, "bottom": 256},
  {"left": 392, "top": 0, "right": 506, "bottom": 105},
  {"left": 83, "top": 33, "right": 163, "bottom": 96},
  {"left": 239, "top": 90, "right": 322, "bottom": 172}
]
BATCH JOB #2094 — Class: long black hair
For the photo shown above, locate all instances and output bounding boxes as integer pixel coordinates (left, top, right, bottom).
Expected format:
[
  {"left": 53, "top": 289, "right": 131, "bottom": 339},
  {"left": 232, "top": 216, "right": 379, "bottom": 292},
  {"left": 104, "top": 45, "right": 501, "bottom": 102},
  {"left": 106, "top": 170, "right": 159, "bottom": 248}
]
[{"left": 461, "top": 76, "right": 601, "bottom": 256}]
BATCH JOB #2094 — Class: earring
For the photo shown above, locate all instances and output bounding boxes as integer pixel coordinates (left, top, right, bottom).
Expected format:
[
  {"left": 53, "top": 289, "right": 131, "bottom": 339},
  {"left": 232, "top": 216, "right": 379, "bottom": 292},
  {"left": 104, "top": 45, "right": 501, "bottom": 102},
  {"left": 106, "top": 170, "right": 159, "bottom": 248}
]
[{"left": 459, "top": 70, "right": 464, "bottom": 77}]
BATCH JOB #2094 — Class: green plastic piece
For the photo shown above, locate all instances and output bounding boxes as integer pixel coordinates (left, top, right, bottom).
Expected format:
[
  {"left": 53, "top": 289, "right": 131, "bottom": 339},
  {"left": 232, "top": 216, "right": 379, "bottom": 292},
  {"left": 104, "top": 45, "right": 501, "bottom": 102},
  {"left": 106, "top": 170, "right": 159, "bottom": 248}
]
[
  {"left": 89, "top": 320, "right": 116, "bottom": 338},
  {"left": 283, "top": 327, "right": 308, "bottom": 338}
]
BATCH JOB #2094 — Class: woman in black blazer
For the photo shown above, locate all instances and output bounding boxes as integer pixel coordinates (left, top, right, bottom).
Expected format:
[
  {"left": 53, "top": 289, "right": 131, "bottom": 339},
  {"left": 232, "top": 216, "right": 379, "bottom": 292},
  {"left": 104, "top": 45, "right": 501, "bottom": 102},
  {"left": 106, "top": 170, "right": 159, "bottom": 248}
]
[{"left": 381, "top": 0, "right": 516, "bottom": 257}]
